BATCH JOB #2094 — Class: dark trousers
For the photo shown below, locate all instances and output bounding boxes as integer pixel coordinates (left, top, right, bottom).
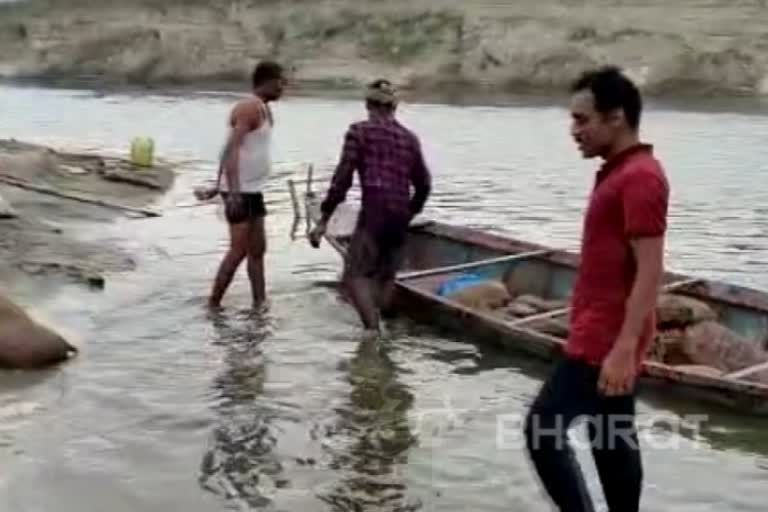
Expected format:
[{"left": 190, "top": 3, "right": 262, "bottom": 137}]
[{"left": 524, "top": 357, "right": 643, "bottom": 512}]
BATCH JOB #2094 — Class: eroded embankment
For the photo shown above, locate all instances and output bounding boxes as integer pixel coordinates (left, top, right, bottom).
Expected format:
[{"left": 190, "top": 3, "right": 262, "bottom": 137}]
[{"left": 0, "top": 0, "right": 767, "bottom": 98}]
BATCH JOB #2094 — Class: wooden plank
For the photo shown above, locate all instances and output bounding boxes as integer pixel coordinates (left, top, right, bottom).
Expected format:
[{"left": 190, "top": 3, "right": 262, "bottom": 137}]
[
  {"left": 306, "top": 163, "right": 314, "bottom": 195},
  {"left": 287, "top": 179, "right": 300, "bottom": 218},
  {"left": 396, "top": 249, "right": 552, "bottom": 281},
  {"left": 0, "top": 173, "right": 161, "bottom": 218},
  {"left": 724, "top": 360, "right": 768, "bottom": 380},
  {"left": 505, "top": 277, "right": 705, "bottom": 328}
]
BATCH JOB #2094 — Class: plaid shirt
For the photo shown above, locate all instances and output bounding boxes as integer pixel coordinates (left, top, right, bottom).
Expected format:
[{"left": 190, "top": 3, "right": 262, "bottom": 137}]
[{"left": 320, "top": 114, "right": 431, "bottom": 229}]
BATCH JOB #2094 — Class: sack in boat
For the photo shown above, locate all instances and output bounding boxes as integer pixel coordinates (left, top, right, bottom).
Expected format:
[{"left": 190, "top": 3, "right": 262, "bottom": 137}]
[
  {"left": 0, "top": 293, "right": 78, "bottom": 369},
  {"left": 648, "top": 328, "right": 692, "bottom": 364},
  {"left": 680, "top": 320, "right": 768, "bottom": 382},
  {"left": 656, "top": 293, "right": 717, "bottom": 327},
  {"left": 444, "top": 280, "right": 511, "bottom": 311},
  {"left": 503, "top": 300, "right": 539, "bottom": 318},
  {"left": 502, "top": 264, "right": 549, "bottom": 299}
]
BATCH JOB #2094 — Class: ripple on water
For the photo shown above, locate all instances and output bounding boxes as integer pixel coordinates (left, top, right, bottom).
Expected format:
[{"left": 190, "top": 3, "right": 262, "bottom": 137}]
[{"left": 2, "top": 86, "right": 768, "bottom": 510}]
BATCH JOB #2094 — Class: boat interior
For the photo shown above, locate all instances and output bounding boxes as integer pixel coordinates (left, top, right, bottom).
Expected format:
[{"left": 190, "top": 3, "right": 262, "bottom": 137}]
[
  {"left": 307, "top": 197, "right": 768, "bottom": 389},
  {"left": 396, "top": 226, "right": 768, "bottom": 386}
]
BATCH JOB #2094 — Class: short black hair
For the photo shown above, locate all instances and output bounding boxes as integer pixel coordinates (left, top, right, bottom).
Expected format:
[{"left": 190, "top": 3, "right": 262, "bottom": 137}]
[
  {"left": 252, "top": 60, "right": 284, "bottom": 88},
  {"left": 570, "top": 66, "right": 642, "bottom": 130},
  {"left": 365, "top": 78, "right": 397, "bottom": 109}
]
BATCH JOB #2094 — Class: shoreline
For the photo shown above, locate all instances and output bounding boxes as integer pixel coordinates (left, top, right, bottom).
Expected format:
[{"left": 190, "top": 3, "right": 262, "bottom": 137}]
[
  {"left": 0, "top": 139, "right": 176, "bottom": 293},
  {"left": 4, "top": 76, "right": 768, "bottom": 117},
  {"left": 2, "top": 0, "right": 767, "bottom": 114}
]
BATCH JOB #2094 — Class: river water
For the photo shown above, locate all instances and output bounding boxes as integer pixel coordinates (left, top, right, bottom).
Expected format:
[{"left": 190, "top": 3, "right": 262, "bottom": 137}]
[{"left": 1, "top": 84, "right": 768, "bottom": 511}]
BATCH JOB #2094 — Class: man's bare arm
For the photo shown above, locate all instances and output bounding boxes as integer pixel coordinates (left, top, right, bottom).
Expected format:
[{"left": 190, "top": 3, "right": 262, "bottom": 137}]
[{"left": 614, "top": 236, "right": 665, "bottom": 352}]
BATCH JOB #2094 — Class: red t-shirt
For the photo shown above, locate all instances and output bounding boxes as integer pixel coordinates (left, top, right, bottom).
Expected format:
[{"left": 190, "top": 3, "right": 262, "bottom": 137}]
[{"left": 565, "top": 144, "right": 670, "bottom": 368}]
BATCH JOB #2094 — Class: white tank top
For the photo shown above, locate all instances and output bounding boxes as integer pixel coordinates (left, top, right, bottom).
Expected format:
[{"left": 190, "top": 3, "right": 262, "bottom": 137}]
[{"left": 220, "top": 102, "right": 272, "bottom": 193}]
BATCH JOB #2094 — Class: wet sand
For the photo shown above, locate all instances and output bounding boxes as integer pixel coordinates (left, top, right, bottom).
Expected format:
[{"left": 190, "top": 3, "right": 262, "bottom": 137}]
[{"left": 0, "top": 139, "right": 175, "bottom": 290}]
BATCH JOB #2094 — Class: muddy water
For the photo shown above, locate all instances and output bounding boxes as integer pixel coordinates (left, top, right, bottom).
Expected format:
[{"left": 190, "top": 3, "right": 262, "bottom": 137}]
[{"left": 1, "top": 84, "right": 768, "bottom": 511}]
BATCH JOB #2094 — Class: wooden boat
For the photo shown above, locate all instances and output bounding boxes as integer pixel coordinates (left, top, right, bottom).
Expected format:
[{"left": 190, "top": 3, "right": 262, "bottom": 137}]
[{"left": 289, "top": 171, "right": 768, "bottom": 416}]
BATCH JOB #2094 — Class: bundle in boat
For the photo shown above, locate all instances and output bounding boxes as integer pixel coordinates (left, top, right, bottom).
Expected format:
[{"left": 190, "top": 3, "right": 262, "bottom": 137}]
[
  {"left": 438, "top": 273, "right": 568, "bottom": 333},
  {"left": 650, "top": 294, "right": 768, "bottom": 384},
  {"left": 679, "top": 321, "right": 768, "bottom": 384},
  {"left": 649, "top": 293, "right": 719, "bottom": 364},
  {"left": 440, "top": 279, "right": 511, "bottom": 310},
  {"left": 437, "top": 273, "right": 768, "bottom": 382},
  {"left": 655, "top": 293, "right": 718, "bottom": 327},
  {"left": 0, "top": 292, "right": 78, "bottom": 369},
  {"left": 497, "top": 294, "right": 569, "bottom": 337}
]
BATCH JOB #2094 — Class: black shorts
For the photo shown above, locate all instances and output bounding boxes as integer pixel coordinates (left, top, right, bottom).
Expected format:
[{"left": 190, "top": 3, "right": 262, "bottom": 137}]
[{"left": 221, "top": 192, "right": 267, "bottom": 224}]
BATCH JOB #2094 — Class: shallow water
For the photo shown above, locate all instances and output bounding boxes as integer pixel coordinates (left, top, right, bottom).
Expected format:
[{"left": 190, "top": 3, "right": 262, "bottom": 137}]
[{"left": 1, "top": 84, "right": 768, "bottom": 511}]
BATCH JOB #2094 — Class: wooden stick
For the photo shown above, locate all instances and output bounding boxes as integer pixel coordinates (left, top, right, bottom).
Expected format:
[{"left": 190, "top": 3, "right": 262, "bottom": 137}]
[
  {"left": 0, "top": 174, "right": 161, "bottom": 217},
  {"left": 506, "top": 277, "right": 705, "bottom": 328},
  {"left": 287, "top": 179, "right": 301, "bottom": 219},
  {"left": 292, "top": 176, "right": 331, "bottom": 185},
  {"left": 397, "top": 249, "right": 552, "bottom": 281},
  {"left": 306, "top": 163, "right": 314, "bottom": 195},
  {"left": 724, "top": 360, "right": 768, "bottom": 380}
]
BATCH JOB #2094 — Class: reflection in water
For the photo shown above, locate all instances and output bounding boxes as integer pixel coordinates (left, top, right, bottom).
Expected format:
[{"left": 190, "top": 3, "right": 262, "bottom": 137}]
[
  {"left": 318, "top": 339, "right": 420, "bottom": 511},
  {"left": 199, "top": 308, "right": 286, "bottom": 509},
  {"left": 636, "top": 384, "right": 768, "bottom": 458}
]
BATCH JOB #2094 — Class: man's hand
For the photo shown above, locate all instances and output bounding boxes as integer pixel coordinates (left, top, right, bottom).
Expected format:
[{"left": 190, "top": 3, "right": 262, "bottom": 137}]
[
  {"left": 194, "top": 186, "right": 219, "bottom": 201},
  {"left": 598, "top": 338, "right": 638, "bottom": 396},
  {"left": 308, "top": 220, "right": 327, "bottom": 248}
]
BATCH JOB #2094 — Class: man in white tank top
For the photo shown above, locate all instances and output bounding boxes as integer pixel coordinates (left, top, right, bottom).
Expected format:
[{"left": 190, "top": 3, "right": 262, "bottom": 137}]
[{"left": 207, "top": 61, "right": 285, "bottom": 308}]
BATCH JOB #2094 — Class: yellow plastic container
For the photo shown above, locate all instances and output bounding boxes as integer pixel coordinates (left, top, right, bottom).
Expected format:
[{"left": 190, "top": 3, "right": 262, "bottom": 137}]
[{"left": 130, "top": 136, "right": 155, "bottom": 167}]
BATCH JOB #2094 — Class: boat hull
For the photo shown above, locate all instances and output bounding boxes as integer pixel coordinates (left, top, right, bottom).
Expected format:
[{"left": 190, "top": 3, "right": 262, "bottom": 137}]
[{"left": 297, "top": 182, "right": 768, "bottom": 416}]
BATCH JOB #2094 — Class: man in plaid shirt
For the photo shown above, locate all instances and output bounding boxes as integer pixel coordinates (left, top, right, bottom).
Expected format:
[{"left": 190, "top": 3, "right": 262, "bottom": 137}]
[{"left": 310, "top": 79, "right": 432, "bottom": 334}]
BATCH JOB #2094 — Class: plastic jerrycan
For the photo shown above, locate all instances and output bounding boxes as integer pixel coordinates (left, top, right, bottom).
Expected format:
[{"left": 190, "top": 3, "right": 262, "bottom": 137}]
[{"left": 130, "top": 136, "right": 155, "bottom": 167}]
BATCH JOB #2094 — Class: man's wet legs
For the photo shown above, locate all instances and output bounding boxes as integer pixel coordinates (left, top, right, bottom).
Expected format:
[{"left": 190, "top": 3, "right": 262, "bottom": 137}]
[
  {"left": 247, "top": 216, "right": 267, "bottom": 306},
  {"left": 209, "top": 222, "right": 249, "bottom": 308},
  {"left": 524, "top": 358, "right": 643, "bottom": 512},
  {"left": 587, "top": 395, "right": 643, "bottom": 512},
  {"left": 524, "top": 359, "right": 597, "bottom": 512}
]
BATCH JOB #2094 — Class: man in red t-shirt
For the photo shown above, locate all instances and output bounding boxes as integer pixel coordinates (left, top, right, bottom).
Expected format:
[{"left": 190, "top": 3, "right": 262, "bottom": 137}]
[{"left": 524, "top": 67, "right": 669, "bottom": 512}]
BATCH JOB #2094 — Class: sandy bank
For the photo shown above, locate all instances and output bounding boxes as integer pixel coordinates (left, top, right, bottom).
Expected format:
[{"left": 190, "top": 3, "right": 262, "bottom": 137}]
[
  {"left": 0, "top": 139, "right": 175, "bottom": 290},
  {"left": 1, "top": 0, "right": 767, "bottom": 99}
]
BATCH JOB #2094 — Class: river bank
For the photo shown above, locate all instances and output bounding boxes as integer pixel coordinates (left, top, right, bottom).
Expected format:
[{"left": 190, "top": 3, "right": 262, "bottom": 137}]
[
  {"left": 0, "top": 139, "right": 175, "bottom": 290},
  {"left": 1, "top": 0, "right": 767, "bottom": 99}
]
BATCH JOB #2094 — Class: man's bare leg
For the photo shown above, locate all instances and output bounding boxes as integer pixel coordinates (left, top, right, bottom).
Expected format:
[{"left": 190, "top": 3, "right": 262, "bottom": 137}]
[
  {"left": 209, "top": 222, "right": 249, "bottom": 308},
  {"left": 247, "top": 216, "right": 267, "bottom": 306},
  {"left": 378, "top": 278, "right": 397, "bottom": 319},
  {"left": 347, "top": 276, "right": 380, "bottom": 332}
]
